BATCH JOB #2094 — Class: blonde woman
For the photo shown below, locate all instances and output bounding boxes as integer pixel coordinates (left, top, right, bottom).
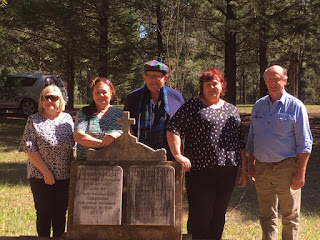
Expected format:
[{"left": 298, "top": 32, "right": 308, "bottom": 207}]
[{"left": 19, "top": 85, "right": 74, "bottom": 237}]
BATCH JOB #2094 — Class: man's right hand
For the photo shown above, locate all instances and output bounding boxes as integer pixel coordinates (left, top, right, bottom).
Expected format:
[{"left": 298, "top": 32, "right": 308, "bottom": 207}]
[{"left": 248, "top": 165, "right": 256, "bottom": 184}]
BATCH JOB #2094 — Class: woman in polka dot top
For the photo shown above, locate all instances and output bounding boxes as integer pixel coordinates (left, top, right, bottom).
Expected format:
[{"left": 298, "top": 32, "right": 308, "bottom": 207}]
[{"left": 167, "top": 68, "right": 247, "bottom": 240}]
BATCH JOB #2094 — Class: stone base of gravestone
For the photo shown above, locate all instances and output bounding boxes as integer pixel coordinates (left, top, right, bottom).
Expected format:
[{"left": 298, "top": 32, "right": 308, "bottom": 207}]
[{"left": 67, "top": 160, "right": 182, "bottom": 240}]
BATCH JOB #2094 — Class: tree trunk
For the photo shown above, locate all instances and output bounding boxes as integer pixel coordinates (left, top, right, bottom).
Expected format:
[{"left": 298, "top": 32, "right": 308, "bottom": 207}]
[
  {"left": 156, "top": 1, "right": 163, "bottom": 57},
  {"left": 288, "top": 49, "right": 300, "bottom": 97},
  {"left": 224, "top": 0, "right": 237, "bottom": 105},
  {"left": 66, "top": 50, "right": 75, "bottom": 110},
  {"left": 241, "top": 68, "right": 246, "bottom": 104},
  {"left": 98, "top": 0, "right": 109, "bottom": 77},
  {"left": 259, "top": 32, "right": 268, "bottom": 98}
]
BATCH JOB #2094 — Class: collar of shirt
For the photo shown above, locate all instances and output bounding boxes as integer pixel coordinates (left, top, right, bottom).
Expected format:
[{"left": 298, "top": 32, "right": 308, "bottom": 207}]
[{"left": 266, "top": 90, "right": 287, "bottom": 105}]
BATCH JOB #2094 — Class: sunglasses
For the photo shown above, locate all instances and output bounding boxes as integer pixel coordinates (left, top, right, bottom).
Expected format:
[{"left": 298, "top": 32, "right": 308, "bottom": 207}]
[{"left": 42, "top": 95, "right": 59, "bottom": 101}]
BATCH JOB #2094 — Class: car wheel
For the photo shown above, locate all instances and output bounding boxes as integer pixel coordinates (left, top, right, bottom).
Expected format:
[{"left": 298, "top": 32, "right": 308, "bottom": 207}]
[{"left": 21, "top": 99, "right": 37, "bottom": 116}]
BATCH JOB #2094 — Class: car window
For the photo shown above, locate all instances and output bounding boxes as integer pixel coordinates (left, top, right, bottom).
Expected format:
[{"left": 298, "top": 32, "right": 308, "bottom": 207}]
[
  {"left": 4, "top": 77, "right": 22, "bottom": 87},
  {"left": 4, "top": 77, "right": 37, "bottom": 87},
  {"left": 21, "top": 77, "right": 37, "bottom": 86}
]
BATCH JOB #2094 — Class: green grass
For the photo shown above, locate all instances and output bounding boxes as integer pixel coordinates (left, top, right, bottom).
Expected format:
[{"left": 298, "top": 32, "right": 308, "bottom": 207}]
[
  {"left": 0, "top": 184, "right": 36, "bottom": 236},
  {"left": 1, "top": 106, "right": 320, "bottom": 238},
  {"left": 0, "top": 117, "right": 36, "bottom": 236}
]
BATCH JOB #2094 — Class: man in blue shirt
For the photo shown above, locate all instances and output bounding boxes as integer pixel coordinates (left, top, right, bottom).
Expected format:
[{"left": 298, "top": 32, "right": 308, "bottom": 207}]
[{"left": 247, "top": 65, "right": 313, "bottom": 240}]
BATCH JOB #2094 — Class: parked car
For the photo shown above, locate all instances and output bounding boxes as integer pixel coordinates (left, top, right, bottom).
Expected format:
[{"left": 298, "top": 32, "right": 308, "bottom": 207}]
[{"left": 0, "top": 73, "right": 68, "bottom": 116}]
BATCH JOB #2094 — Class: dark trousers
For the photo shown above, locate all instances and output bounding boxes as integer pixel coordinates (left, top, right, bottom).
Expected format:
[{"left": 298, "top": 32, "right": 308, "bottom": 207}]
[
  {"left": 29, "top": 178, "right": 70, "bottom": 237},
  {"left": 185, "top": 166, "right": 238, "bottom": 240}
]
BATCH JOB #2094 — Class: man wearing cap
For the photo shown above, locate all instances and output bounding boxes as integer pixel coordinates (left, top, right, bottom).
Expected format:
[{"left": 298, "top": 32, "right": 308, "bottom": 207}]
[
  {"left": 124, "top": 59, "right": 184, "bottom": 160},
  {"left": 247, "top": 65, "right": 313, "bottom": 240}
]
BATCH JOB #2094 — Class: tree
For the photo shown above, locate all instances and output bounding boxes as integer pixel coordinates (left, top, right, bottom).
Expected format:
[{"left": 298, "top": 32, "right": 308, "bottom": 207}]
[{"left": 2, "top": 0, "right": 320, "bottom": 106}]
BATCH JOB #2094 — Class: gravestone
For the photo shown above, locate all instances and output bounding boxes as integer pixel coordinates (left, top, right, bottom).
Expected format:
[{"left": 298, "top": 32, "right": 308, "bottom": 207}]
[
  {"left": 67, "top": 111, "right": 183, "bottom": 240},
  {"left": 127, "top": 165, "right": 175, "bottom": 226},
  {"left": 73, "top": 165, "right": 123, "bottom": 225}
]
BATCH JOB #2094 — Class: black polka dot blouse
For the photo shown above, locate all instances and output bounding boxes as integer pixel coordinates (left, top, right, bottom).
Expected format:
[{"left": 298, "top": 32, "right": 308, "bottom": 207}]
[{"left": 167, "top": 98, "right": 245, "bottom": 172}]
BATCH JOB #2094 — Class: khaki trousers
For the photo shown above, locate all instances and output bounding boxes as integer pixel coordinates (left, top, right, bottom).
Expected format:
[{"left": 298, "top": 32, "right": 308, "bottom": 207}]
[{"left": 255, "top": 157, "right": 301, "bottom": 240}]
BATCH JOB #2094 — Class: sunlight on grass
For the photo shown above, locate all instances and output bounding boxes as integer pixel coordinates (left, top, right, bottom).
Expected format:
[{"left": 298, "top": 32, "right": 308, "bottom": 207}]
[
  {"left": 224, "top": 212, "right": 261, "bottom": 239},
  {"left": 0, "top": 150, "right": 25, "bottom": 163},
  {"left": 0, "top": 184, "right": 36, "bottom": 236}
]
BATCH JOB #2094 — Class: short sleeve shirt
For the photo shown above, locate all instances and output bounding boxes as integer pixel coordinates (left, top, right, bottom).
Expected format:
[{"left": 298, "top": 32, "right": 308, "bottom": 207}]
[
  {"left": 74, "top": 105, "right": 123, "bottom": 160},
  {"left": 19, "top": 112, "right": 74, "bottom": 180},
  {"left": 167, "top": 98, "right": 245, "bottom": 172}
]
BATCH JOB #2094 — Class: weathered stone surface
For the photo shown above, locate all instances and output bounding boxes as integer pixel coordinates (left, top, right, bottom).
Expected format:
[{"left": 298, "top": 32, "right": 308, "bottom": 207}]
[
  {"left": 73, "top": 165, "right": 123, "bottom": 225},
  {"left": 127, "top": 166, "right": 175, "bottom": 226}
]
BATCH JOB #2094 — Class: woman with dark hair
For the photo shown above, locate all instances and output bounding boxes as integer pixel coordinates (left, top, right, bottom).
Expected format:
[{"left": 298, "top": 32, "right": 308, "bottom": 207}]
[
  {"left": 19, "top": 85, "right": 74, "bottom": 237},
  {"left": 167, "top": 68, "right": 247, "bottom": 240},
  {"left": 74, "top": 77, "right": 123, "bottom": 160}
]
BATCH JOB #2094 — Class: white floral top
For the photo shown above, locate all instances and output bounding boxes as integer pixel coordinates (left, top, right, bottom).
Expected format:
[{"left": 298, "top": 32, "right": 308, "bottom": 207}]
[{"left": 19, "top": 112, "right": 74, "bottom": 180}]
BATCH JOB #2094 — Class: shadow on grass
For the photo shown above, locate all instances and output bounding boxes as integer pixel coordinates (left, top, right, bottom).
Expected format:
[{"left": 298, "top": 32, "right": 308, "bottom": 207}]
[
  {"left": 0, "top": 162, "right": 28, "bottom": 185},
  {"left": 300, "top": 144, "right": 320, "bottom": 214},
  {"left": 0, "top": 114, "right": 27, "bottom": 152}
]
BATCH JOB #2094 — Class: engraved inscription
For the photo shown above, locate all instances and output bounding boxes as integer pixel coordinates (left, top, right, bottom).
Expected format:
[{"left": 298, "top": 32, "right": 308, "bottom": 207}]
[
  {"left": 127, "top": 166, "right": 175, "bottom": 226},
  {"left": 73, "top": 165, "right": 123, "bottom": 225}
]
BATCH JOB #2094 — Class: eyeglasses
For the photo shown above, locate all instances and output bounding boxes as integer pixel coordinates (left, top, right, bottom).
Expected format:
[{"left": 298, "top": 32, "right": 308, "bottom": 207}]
[
  {"left": 145, "top": 73, "right": 164, "bottom": 80},
  {"left": 42, "top": 95, "right": 59, "bottom": 101},
  {"left": 265, "top": 76, "right": 286, "bottom": 83}
]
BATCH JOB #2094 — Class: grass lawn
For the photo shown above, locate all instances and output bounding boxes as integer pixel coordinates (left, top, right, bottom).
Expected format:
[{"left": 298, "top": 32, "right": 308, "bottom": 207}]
[
  {"left": 0, "top": 106, "right": 320, "bottom": 239},
  {"left": 0, "top": 116, "right": 36, "bottom": 236}
]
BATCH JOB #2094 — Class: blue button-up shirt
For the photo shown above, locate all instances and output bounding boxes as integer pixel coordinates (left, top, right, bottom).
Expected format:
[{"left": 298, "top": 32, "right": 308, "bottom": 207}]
[{"left": 247, "top": 91, "right": 313, "bottom": 162}]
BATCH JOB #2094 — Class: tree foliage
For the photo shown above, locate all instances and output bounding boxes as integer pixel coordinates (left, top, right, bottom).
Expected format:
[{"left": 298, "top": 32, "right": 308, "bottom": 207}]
[{"left": 1, "top": 0, "right": 320, "bottom": 106}]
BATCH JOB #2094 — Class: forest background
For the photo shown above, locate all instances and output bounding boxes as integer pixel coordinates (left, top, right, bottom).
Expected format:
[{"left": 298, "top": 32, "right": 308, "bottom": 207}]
[{"left": 1, "top": 0, "right": 320, "bottom": 108}]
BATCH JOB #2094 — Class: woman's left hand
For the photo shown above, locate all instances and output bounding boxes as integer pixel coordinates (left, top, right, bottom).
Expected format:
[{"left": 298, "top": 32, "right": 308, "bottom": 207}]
[{"left": 237, "top": 170, "right": 247, "bottom": 187}]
